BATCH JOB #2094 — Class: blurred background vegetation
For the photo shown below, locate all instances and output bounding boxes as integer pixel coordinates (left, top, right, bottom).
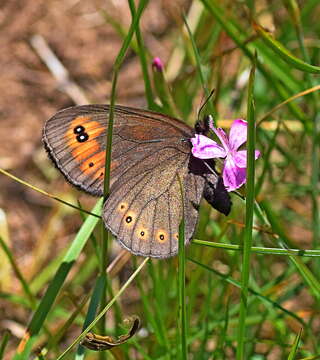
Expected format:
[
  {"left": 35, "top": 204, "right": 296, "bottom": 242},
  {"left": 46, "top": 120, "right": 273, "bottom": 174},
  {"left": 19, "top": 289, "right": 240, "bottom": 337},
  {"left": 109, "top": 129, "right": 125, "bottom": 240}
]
[{"left": 0, "top": 0, "right": 319, "bottom": 359}]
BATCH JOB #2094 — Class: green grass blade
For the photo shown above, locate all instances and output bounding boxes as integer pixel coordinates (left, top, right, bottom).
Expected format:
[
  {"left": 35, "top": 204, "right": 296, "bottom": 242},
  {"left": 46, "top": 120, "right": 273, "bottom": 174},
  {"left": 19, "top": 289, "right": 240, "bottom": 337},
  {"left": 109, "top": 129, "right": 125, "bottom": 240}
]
[
  {"left": 100, "top": 9, "right": 139, "bottom": 53},
  {"left": 100, "top": 0, "right": 149, "bottom": 340},
  {"left": 236, "top": 53, "right": 257, "bottom": 360},
  {"left": 287, "top": 0, "right": 320, "bottom": 267},
  {"left": 151, "top": 65, "right": 180, "bottom": 118},
  {"left": 182, "top": 14, "right": 214, "bottom": 115},
  {"left": 103, "top": 0, "right": 149, "bottom": 197},
  {"left": 146, "top": 261, "right": 171, "bottom": 351},
  {"left": 188, "top": 257, "right": 304, "bottom": 325},
  {"left": 177, "top": 175, "right": 187, "bottom": 360},
  {"left": 0, "top": 236, "right": 36, "bottom": 308},
  {"left": 14, "top": 198, "right": 103, "bottom": 359},
  {"left": 199, "top": 0, "right": 308, "bottom": 124},
  {"left": 0, "top": 330, "right": 10, "bottom": 360},
  {"left": 260, "top": 200, "right": 320, "bottom": 302},
  {"left": 0, "top": 168, "right": 100, "bottom": 218},
  {"left": 46, "top": 294, "right": 90, "bottom": 351},
  {"left": 75, "top": 274, "right": 106, "bottom": 359},
  {"left": 192, "top": 239, "right": 320, "bottom": 257},
  {"left": 128, "top": 0, "right": 155, "bottom": 110},
  {"left": 288, "top": 328, "right": 303, "bottom": 360},
  {"left": 254, "top": 22, "right": 320, "bottom": 74}
]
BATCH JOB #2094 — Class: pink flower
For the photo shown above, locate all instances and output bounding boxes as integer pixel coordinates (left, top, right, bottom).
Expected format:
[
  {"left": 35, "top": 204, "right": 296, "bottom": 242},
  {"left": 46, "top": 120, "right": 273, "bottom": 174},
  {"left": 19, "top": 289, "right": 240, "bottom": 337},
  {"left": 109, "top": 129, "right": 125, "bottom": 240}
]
[
  {"left": 152, "top": 57, "right": 164, "bottom": 72},
  {"left": 191, "top": 119, "right": 260, "bottom": 192}
]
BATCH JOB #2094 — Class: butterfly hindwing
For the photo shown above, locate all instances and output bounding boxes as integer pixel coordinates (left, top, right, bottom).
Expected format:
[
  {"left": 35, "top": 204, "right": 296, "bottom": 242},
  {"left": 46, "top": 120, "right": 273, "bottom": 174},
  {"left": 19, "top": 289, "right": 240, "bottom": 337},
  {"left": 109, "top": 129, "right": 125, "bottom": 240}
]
[{"left": 102, "top": 157, "right": 205, "bottom": 258}]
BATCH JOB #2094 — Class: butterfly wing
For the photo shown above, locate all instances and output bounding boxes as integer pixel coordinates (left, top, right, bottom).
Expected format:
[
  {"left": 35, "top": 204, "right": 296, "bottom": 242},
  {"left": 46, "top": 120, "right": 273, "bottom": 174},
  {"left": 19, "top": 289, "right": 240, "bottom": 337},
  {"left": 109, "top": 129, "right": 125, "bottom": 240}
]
[
  {"left": 43, "top": 105, "right": 207, "bottom": 257},
  {"left": 43, "top": 105, "right": 193, "bottom": 195},
  {"left": 102, "top": 141, "right": 205, "bottom": 258}
]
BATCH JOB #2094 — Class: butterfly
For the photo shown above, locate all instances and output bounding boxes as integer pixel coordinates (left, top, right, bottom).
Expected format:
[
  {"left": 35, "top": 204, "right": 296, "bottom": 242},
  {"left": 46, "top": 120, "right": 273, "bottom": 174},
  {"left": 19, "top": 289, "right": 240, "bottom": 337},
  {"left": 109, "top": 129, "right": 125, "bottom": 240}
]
[{"left": 43, "top": 105, "right": 231, "bottom": 258}]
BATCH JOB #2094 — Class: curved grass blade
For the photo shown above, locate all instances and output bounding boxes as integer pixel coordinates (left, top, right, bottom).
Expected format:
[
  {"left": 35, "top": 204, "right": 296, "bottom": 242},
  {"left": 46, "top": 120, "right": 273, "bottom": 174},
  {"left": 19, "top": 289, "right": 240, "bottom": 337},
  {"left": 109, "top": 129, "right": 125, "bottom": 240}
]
[
  {"left": 253, "top": 22, "right": 320, "bottom": 74},
  {"left": 259, "top": 84, "right": 320, "bottom": 123}
]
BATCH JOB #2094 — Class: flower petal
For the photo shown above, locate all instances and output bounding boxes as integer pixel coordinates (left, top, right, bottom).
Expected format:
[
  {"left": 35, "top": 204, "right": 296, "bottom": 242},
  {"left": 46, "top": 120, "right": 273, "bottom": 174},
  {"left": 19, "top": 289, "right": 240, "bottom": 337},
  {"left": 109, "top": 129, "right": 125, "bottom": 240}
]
[
  {"left": 212, "top": 127, "right": 230, "bottom": 151},
  {"left": 233, "top": 150, "right": 261, "bottom": 168},
  {"left": 233, "top": 150, "right": 247, "bottom": 168},
  {"left": 191, "top": 134, "right": 227, "bottom": 159},
  {"left": 222, "top": 157, "right": 247, "bottom": 191},
  {"left": 229, "top": 119, "right": 247, "bottom": 151},
  {"left": 190, "top": 134, "right": 201, "bottom": 146}
]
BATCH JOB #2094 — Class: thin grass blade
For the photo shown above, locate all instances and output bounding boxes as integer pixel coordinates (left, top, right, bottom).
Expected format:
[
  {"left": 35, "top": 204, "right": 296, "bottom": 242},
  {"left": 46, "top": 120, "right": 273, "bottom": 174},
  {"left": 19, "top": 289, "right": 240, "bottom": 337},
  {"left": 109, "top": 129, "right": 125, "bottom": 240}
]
[
  {"left": 177, "top": 174, "right": 187, "bottom": 360},
  {"left": 253, "top": 22, "right": 320, "bottom": 74},
  {"left": 75, "top": 274, "right": 106, "bottom": 359},
  {"left": 0, "top": 330, "right": 10, "bottom": 360},
  {"left": 236, "top": 52, "right": 257, "bottom": 360},
  {"left": 288, "top": 328, "right": 303, "bottom": 360}
]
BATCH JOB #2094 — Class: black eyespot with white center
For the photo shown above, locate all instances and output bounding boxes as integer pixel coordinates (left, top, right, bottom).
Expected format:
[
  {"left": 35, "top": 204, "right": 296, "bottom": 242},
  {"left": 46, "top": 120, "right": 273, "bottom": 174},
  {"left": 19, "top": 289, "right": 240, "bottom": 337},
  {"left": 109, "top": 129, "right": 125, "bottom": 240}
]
[
  {"left": 126, "top": 216, "right": 132, "bottom": 223},
  {"left": 76, "top": 133, "right": 89, "bottom": 142},
  {"left": 74, "top": 125, "right": 85, "bottom": 134}
]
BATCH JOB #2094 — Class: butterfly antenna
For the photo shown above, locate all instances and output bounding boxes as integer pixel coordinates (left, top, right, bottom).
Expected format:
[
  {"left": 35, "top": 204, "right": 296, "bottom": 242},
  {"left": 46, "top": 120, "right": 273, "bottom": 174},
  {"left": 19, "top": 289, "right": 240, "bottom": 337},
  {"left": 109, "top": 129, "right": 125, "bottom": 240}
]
[{"left": 197, "top": 89, "right": 215, "bottom": 122}]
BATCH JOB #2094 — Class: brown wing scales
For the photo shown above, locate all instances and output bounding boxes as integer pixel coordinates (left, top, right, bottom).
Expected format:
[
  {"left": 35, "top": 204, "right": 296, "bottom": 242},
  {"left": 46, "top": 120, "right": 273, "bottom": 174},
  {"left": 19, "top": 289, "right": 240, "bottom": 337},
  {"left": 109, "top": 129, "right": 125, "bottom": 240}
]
[{"left": 43, "top": 105, "right": 206, "bottom": 258}]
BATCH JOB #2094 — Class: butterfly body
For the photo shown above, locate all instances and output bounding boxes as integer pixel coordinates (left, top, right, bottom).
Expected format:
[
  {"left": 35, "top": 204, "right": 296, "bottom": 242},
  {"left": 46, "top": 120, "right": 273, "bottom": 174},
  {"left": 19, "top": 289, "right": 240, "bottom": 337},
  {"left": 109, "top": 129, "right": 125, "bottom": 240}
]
[{"left": 43, "top": 105, "right": 230, "bottom": 258}]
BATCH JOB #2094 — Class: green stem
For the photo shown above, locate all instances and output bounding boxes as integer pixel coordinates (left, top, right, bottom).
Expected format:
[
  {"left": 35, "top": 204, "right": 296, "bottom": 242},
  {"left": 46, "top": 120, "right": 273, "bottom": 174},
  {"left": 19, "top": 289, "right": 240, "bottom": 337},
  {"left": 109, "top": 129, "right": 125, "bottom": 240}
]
[
  {"left": 100, "top": 0, "right": 149, "bottom": 341},
  {"left": 192, "top": 239, "right": 320, "bottom": 257},
  {"left": 236, "top": 53, "right": 257, "bottom": 360},
  {"left": 128, "top": 0, "right": 155, "bottom": 109}
]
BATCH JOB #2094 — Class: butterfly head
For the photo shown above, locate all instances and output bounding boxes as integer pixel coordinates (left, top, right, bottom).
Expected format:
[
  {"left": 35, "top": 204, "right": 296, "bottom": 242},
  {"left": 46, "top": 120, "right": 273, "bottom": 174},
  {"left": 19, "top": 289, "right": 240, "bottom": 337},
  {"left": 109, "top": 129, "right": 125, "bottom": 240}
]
[{"left": 194, "top": 114, "right": 212, "bottom": 135}]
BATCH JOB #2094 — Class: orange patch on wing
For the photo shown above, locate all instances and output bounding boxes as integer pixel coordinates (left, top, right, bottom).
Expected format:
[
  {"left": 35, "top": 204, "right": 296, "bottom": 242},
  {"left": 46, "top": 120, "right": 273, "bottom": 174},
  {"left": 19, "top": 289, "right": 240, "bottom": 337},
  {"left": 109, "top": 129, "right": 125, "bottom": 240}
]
[
  {"left": 92, "top": 159, "right": 118, "bottom": 180},
  {"left": 66, "top": 116, "right": 105, "bottom": 162},
  {"left": 137, "top": 227, "right": 148, "bottom": 240},
  {"left": 72, "top": 141, "right": 100, "bottom": 161},
  {"left": 66, "top": 116, "right": 90, "bottom": 144},
  {"left": 80, "top": 152, "right": 106, "bottom": 174},
  {"left": 67, "top": 127, "right": 106, "bottom": 148},
  {"left": 156, "top": 229, "right": 168, "bottom": 243}
]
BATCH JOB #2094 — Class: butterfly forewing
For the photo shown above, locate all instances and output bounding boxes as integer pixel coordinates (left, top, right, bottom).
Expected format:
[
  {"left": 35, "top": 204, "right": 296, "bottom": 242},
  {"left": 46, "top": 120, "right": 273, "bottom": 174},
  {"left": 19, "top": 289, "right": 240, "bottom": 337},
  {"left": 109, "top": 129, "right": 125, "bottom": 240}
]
[{"left": 43, "top": 105, "right": 207, "bottom": 258}]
